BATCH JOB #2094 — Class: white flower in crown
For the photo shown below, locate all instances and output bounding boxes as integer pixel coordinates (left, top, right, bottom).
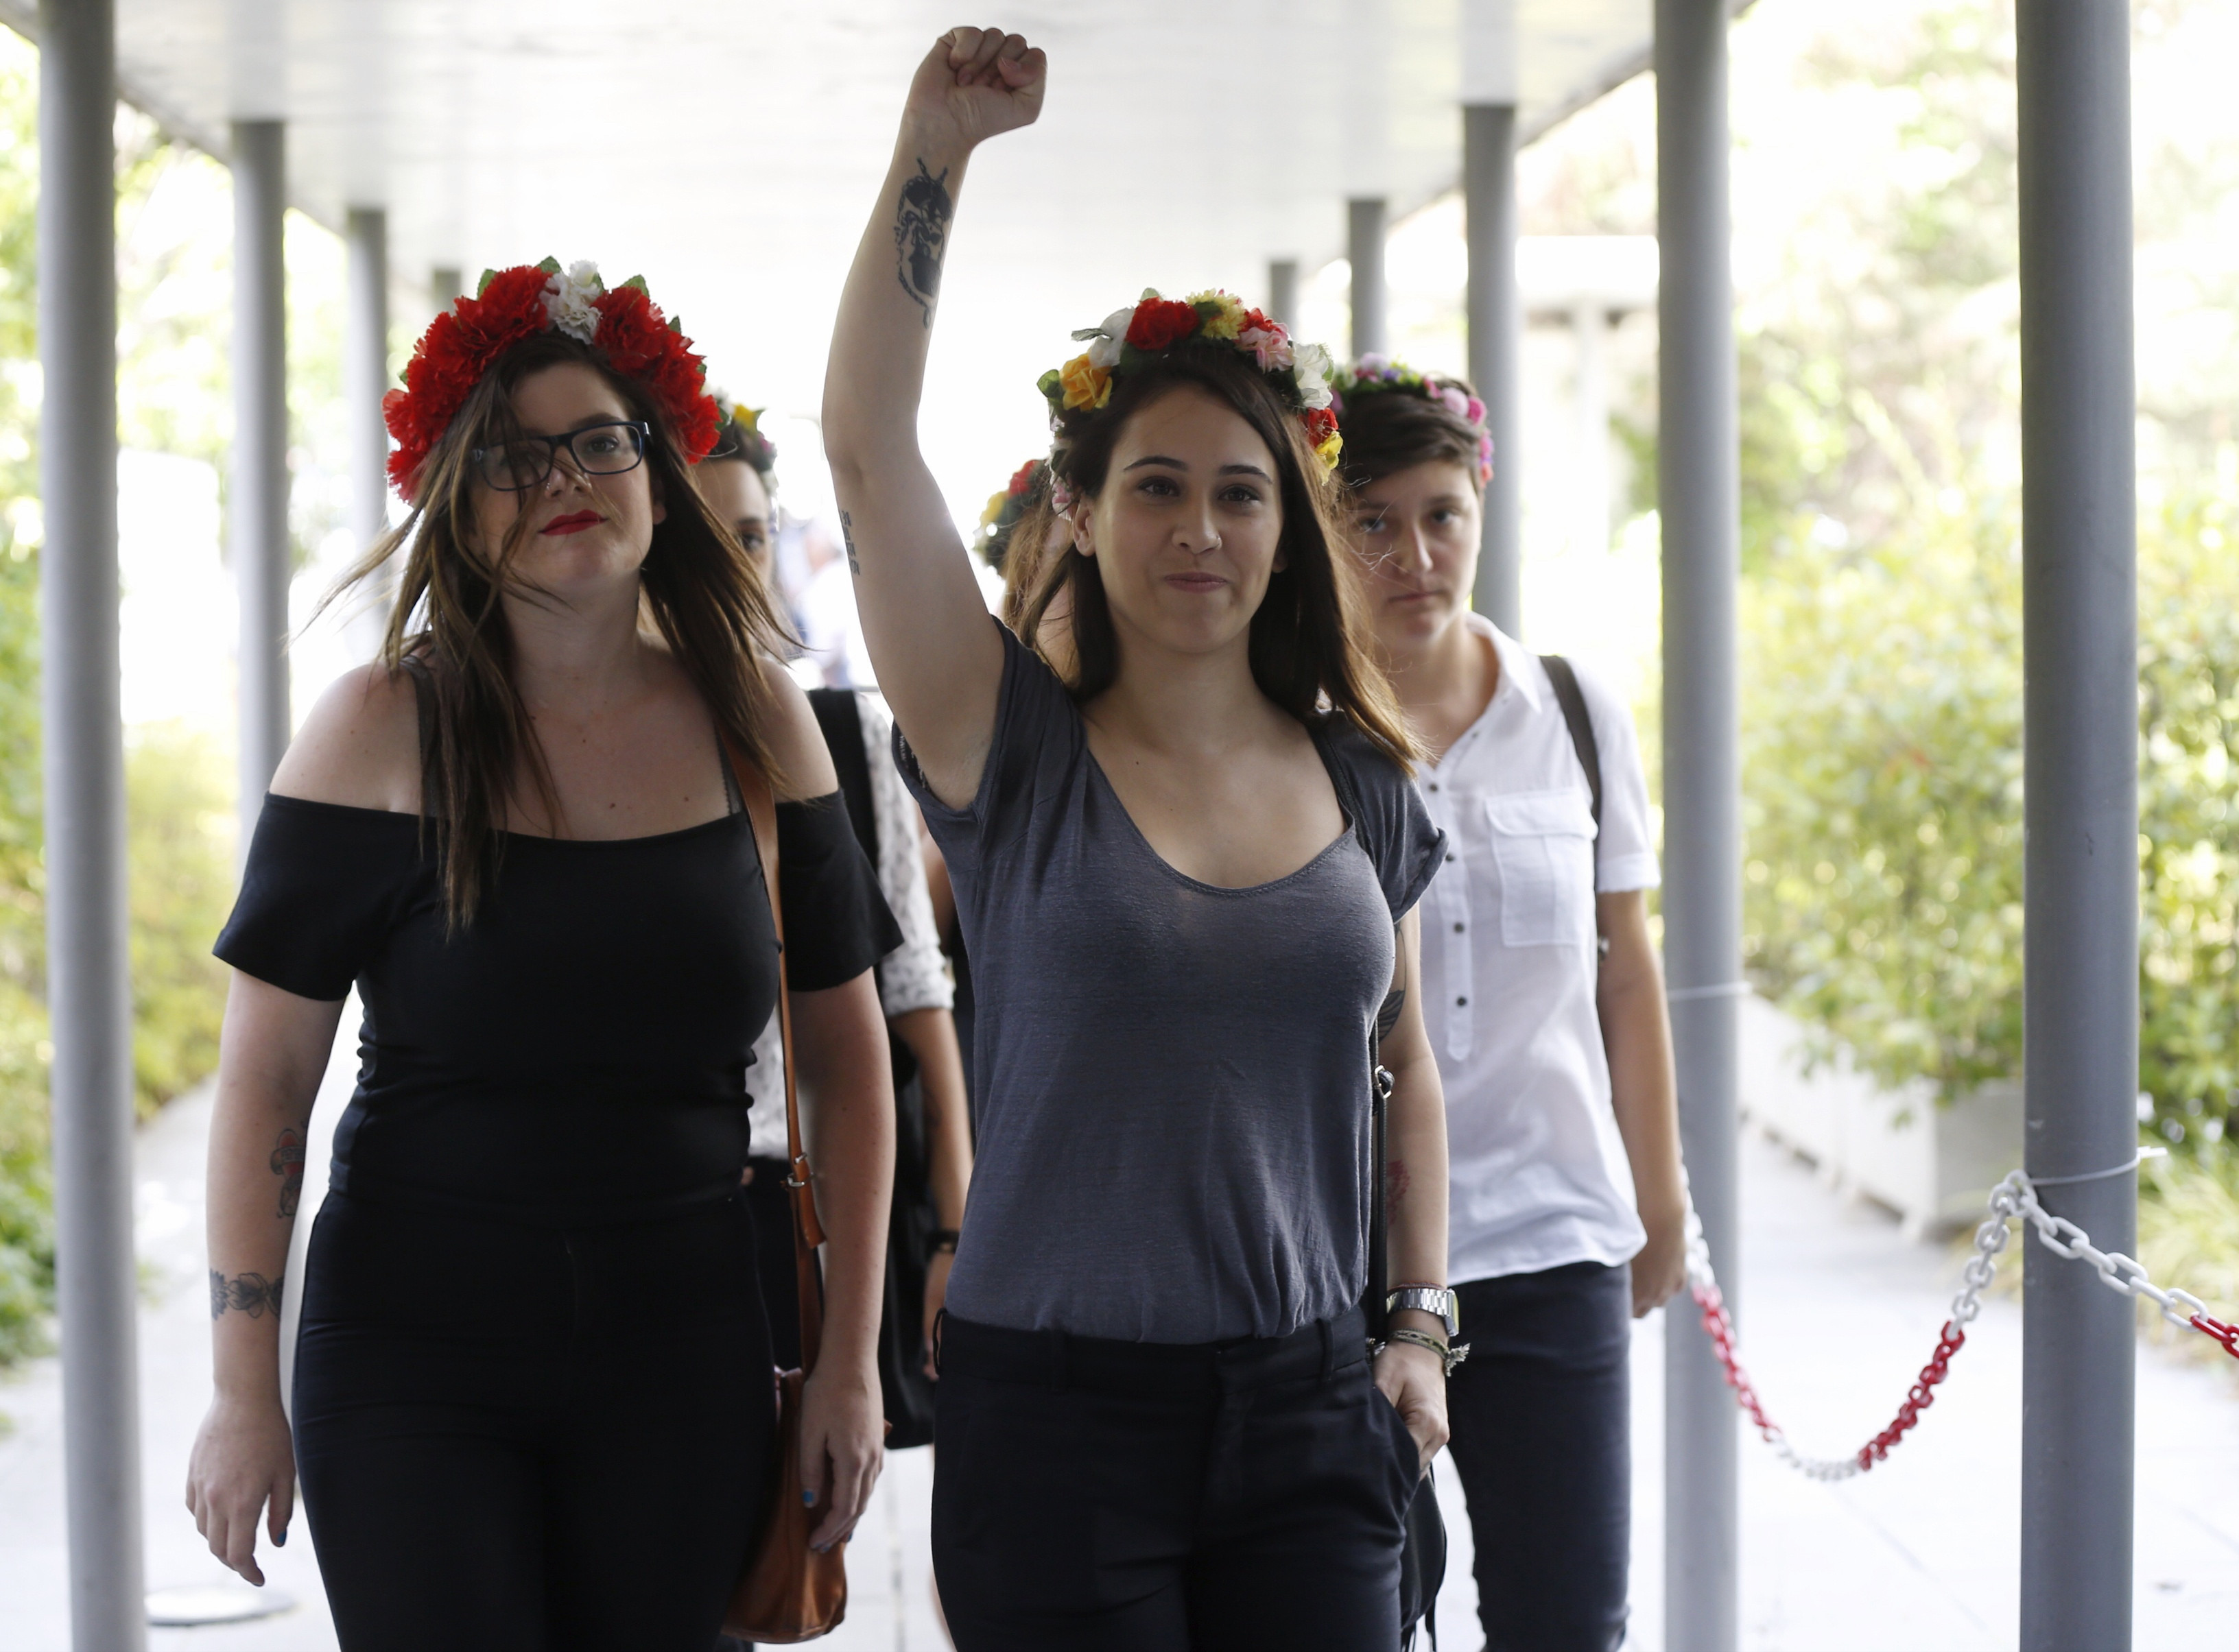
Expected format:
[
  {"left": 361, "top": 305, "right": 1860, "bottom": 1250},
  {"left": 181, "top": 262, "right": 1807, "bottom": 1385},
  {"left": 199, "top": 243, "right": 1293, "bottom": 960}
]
[
  {"left": 1076, "top": 305, "right": 1135, "bottom": 370},
  {"left": 543, "top": 260, "right": 604, "bottom": 344},
  {"left": 1292, "top": 341, "right": 1336, "bottom": 410}
]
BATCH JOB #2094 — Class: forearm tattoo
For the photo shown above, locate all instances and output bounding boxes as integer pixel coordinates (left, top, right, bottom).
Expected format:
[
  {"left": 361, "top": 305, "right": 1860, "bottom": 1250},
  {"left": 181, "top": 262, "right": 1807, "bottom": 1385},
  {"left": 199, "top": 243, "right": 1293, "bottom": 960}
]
[
  {"left": 893, "top": 159, "right": 953, "bottom": 326},
  {"left": 270, "top": 1127, "right": 306, "bottom": 1219},
  {"left": 840, "top": 509, "right": 862, "bottom": 577},
  {"left": 1386, "top": 1156, "right": 1413, "bottom": 1208},
  {"left": 209, "top": 1269, "right": 284, "bottom": 1320}
]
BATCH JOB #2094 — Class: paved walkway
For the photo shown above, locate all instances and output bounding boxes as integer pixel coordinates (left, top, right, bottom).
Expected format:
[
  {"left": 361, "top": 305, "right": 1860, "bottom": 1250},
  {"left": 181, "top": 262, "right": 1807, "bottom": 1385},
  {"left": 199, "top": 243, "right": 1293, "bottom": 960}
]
[{"left": 1, "top": 1016, "right": 2234, "bottom": 1651}]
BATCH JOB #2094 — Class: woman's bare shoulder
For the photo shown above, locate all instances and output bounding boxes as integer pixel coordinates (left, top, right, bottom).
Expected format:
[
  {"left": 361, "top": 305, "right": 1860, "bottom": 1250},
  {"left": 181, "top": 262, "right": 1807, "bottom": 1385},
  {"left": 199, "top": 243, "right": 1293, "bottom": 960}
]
[
  {"left": 268, "top": 662, "right": 423, "bottom": 814},
  {"left": 755, "top": 655, "right": 840, "bottom": 800}
]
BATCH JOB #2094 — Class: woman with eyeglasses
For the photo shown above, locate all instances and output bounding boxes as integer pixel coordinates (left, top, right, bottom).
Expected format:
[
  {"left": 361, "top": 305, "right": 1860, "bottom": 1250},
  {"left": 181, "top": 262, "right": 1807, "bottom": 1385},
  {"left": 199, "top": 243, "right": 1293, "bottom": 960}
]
[{"left": 184, "top": 263, "right": 898, "bottom": 1649}]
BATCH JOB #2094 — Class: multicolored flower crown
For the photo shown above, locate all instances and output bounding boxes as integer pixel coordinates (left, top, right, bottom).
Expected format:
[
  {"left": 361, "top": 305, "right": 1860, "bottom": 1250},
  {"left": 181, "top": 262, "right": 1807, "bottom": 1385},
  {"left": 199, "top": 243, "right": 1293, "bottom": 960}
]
[
  {"left": 977, "top": 458, "right": 1047, "bottom": 573},
  {"left": 382, "top": 258, "right": 721, "bottom": 503},
  {"left": 1330, "top": 355, "right": 1494, "bottom": 483},
  {"left": 1036, "top": 290, "right": 1344, "bottom": 472},
  {"left": 709, "top": 397, "right": 779, "bottom": 477}
]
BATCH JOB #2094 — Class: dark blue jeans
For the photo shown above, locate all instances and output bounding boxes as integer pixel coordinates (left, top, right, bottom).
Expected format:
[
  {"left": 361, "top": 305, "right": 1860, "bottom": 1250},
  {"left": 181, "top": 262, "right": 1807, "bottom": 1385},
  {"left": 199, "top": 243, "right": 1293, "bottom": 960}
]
[{"left": 1447, "top": 1260, "right": 1633, "bottom": 1651}]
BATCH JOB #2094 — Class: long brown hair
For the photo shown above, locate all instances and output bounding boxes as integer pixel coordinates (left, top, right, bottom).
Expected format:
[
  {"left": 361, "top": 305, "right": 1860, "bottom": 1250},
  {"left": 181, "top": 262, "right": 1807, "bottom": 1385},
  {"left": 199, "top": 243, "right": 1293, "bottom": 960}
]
[
  {"left": 329, "top": 331, "right": 795, "bottom": 926},
  {"left": 1014, "top": 352, "right": 1421, "bottom": 771}
]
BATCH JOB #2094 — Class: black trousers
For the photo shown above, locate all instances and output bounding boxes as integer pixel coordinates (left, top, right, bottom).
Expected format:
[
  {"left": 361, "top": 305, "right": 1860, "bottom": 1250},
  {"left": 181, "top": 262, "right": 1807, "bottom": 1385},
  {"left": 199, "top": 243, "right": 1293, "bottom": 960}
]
[
  {"left": 292, "top": 1189, "right": 776, "bottom": 1652},
  {"left": 930, "top": 1306, "right": 1417, "bottom": 1651},
  {"left": 1445, "top": 1260, "right": 1633, "bottom": 1652}
]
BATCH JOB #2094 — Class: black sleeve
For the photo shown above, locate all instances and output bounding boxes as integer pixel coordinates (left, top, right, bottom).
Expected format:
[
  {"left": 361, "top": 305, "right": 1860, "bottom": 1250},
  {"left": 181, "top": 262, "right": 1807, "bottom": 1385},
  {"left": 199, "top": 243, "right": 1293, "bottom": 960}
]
[
  {"left": 775, "top": 792, "right": 903, "bottom": 991},
  {"left": 213, "top": 795, "right": 424, "bottom": 1001}
]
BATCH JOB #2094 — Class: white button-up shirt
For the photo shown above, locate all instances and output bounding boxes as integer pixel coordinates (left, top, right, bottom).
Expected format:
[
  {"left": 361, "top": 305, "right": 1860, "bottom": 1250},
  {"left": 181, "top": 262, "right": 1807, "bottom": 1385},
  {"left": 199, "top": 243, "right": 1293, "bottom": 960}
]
[{"left": 1421, "top": 616, "right": 1661, "bottom": 1284}]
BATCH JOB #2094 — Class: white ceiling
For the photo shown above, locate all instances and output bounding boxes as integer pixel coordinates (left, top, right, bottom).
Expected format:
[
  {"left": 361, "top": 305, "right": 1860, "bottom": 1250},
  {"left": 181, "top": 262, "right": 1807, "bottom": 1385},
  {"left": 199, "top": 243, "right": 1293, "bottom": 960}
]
[{"left": 8, "top": 0, "right": 1695, "bottom": 507}]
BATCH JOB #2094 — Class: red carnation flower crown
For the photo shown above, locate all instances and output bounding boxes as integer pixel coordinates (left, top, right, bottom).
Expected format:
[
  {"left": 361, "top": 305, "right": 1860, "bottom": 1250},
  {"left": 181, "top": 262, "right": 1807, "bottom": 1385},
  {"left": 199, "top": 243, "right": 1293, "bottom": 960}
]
[{"left": 382, "top": 258, "right": 721, "bottom": 503}]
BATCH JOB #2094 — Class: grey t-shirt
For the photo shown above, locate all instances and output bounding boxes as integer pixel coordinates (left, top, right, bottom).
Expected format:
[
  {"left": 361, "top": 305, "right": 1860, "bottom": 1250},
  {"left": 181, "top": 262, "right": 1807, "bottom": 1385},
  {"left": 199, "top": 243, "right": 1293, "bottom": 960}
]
[{"left": 899, "top": 623, "right": 1443, "bottom": 1343}]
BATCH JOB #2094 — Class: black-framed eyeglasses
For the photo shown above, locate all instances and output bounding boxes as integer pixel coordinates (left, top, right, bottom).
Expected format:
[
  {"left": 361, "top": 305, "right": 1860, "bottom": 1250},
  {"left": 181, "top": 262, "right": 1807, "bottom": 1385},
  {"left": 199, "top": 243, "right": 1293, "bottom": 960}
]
[{"left": 470, "top": 420, "right": 650, "bottom": 492}]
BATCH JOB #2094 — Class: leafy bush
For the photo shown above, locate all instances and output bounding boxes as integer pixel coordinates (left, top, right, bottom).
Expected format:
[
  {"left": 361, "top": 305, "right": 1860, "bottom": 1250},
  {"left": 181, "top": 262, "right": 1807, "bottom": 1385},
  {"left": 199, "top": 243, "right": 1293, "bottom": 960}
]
[
  {"left": 126, "top": 726, "right": 235, "bottom": 1114},
  {"left": 1742, "top": 482, "right": 2239, "bottom": 1158}
]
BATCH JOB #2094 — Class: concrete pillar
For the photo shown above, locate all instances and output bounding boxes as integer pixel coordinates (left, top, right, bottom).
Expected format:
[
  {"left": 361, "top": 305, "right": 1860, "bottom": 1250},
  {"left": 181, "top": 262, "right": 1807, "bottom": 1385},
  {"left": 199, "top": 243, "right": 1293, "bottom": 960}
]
[
  {"left": 1347, "top": 197, "right": 1387, "bottom": 361},
  {"left": 1465, "top": 103, "right": 1521, "bottom": 632},
  {"left": 38, "top": 1, "right": 147, "bottom": 1646},
  {"left": 2015, "top": 3, "right": 2138, "bottom": 1647},
  {"left": 344, "top": 206, "right": 390, "bottom": 654},
  {"left": 1656, "top": 2, "right": 1742, "bottom": 1649},
  {"left": 233, "top": 120, "right": 290, "bottom": 815},
  {"left": 1266, "top": 259, "right": 1299, "bottom": 333}
]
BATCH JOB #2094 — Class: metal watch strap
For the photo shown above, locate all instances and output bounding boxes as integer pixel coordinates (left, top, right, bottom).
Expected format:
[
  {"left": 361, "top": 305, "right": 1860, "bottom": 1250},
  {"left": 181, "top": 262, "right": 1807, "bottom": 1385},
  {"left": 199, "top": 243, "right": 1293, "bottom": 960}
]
[{"left": 1386, "top": 1285, "right": 1460, "bottom": 1338}]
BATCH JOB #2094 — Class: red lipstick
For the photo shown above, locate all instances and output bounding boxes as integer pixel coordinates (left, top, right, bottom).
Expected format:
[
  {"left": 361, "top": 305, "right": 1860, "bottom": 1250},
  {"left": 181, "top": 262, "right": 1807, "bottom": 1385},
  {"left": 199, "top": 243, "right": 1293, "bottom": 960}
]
[{"left": 540, "top": 510, "right": 602, "bottom": 536}]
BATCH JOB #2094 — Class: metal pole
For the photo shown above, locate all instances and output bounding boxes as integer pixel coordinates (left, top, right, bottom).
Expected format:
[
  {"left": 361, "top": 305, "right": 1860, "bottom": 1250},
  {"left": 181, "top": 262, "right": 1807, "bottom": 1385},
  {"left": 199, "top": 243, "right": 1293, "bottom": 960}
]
[
  {"left": 1465, "top": 102, "right": 1521, "bottom": 634},
  {"left": 1657, "top": 2, "right": 1740, "bottom": 1649},
  {"left": 1347, "top": 197, "right": 1387, "bottom": 361},
  {"left": 233, "top": 121, "right": 290, "bottom": 816},
  {"left": 2015, "top": 5, "right": 2137, "bottom": 1648},
  {"left": 38, "top": 3, "right": 147, "bottom": 1647},
  {"left": 344, "top": 206, "right": 390, "bottom": 654},
  {"left": 1266, "top": 258, "right": 1299, "bottom": 333}
]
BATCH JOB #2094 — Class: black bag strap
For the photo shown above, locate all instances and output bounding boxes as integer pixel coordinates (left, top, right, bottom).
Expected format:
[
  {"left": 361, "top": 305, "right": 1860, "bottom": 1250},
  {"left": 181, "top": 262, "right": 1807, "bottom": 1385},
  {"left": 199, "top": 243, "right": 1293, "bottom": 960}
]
[
  {"left": 807, "top": 687, "right": 879, "bottom": 867},
  {"left": 1539, "top": 654, "right": 1602, "bottom": 865}
]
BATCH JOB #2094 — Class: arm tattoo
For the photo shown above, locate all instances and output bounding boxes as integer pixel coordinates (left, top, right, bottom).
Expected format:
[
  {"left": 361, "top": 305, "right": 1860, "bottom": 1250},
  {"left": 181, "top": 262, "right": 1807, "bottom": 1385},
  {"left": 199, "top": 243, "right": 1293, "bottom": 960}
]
[
  {"left": 209, "top": 1269, "right": 285, "bottom": 1320},
  {"left": 893, "top": 160, "right": 953, "bottom": 326},
  {"left": 270, "top": 1127, "right": 306, "bottom": 1219},
  {"left": 840, "top": 509, "right": 862, "bottom": 577},
  {"left": 1386, "top": 1157, "right": 1413, "bottom": 1208}
]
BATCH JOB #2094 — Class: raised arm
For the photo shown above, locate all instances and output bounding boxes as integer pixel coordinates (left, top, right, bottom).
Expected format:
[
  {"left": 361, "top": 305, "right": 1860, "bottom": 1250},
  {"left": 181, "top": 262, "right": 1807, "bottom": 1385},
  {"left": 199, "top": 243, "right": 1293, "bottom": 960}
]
[{"left": 822, "top": 27, "right": 1045, "bottom": 809}]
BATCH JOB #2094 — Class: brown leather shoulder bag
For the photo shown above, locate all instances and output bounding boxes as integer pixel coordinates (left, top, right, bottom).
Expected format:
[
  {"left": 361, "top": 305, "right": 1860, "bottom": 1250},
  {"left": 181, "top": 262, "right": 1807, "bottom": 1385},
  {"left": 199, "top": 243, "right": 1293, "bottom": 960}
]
[{"left": 724, "top": 749, "right": 851, "bottom": 1642}]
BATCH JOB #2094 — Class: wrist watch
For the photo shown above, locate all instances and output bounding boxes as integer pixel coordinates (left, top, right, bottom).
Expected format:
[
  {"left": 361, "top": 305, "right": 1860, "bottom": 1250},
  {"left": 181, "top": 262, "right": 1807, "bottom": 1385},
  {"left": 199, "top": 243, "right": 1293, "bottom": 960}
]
[{"left": 1385, "top": 1285, "right": 1460, "bottom": 1339}]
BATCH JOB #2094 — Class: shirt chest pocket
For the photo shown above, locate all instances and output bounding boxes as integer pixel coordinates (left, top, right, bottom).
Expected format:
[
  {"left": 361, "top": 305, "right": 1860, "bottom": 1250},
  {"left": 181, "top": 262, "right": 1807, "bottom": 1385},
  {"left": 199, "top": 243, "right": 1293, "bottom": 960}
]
[{"left": 1485, "top": 788, "right": 1597, "bottom": 948}]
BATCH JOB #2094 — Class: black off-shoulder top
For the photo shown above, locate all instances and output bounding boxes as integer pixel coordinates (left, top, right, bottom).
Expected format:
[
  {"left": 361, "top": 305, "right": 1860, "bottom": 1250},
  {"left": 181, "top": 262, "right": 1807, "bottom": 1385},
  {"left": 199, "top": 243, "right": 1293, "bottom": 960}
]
[{"left": 215, "top": 790, "right": 899, "bottom": 1219}]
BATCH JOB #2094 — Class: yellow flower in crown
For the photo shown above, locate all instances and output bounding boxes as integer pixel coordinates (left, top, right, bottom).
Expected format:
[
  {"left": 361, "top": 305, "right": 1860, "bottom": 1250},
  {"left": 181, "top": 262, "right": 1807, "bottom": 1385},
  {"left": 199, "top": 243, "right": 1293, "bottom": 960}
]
[
  {"left": 1189, "top": 289, "right": 1248, "bottom": 342},
  {"left": 1315, "top": 428, "right": 1344, "bottom": 468},
  {"left": 978, "top": 488, "right": 1011, "bottom": 529},
  {"left": 1058, "top": 352, "right": 1113, "bottom": 411}
]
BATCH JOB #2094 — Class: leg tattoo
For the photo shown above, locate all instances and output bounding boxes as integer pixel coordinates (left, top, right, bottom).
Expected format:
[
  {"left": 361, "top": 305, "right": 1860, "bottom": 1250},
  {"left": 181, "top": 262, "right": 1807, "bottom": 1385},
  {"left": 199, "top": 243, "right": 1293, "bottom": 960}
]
[
  {"left": 840, "top": 510, "right": 862, "bottom": 577},
  {"left": 893, "top": 160, "right": 953, "bottom": 327}
]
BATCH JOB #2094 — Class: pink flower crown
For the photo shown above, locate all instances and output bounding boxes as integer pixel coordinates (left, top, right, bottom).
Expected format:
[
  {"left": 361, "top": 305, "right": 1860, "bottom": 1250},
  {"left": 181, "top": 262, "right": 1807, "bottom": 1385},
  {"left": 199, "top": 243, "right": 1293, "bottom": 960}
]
[
  {"left": 1330, "top": 355, "right": 1495, "bottom": 483},
  {"left": 1036, "top": 289, "right": 1344, "bottom": 475},
  {"left": 382, "top": 258, "right": 720, "bottom": 503}
]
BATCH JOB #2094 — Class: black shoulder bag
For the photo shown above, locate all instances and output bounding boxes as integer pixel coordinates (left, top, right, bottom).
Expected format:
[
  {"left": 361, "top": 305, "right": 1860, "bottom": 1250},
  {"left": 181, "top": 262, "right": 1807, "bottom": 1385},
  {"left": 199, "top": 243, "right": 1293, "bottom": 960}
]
[{"left": 805, "top": 688, "right": 940, "bottom": 1451}]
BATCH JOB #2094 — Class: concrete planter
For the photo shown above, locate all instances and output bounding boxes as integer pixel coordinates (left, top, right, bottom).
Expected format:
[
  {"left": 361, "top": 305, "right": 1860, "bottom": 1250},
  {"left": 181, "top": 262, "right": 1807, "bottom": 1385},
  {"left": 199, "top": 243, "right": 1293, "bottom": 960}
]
[{"left": 1737, "top": 993, "right": 2024, "bottom": 1239}]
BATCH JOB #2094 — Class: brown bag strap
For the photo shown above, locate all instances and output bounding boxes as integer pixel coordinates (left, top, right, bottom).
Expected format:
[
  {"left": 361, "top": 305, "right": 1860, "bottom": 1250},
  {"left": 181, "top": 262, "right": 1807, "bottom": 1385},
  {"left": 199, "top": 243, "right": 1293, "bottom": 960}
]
[{"left": 727, "top": 738, "right": 827, "bottom": 1376}]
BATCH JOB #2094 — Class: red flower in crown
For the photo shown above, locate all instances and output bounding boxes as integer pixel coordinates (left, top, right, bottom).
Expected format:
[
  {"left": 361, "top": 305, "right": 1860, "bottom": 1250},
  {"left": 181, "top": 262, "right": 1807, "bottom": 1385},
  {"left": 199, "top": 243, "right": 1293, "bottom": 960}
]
[
  {"left": 1126, "top": 297, "right": 1202, "bottom": 352},
  {"left": 1006, "top": 459, "right": 1041, "bottom": 496},
  {"left": 381, "top": 259, "right": 719, "bottom": 503},
  {"left": 1303, "top": 407, "right": 1340, "bottom": 447}
]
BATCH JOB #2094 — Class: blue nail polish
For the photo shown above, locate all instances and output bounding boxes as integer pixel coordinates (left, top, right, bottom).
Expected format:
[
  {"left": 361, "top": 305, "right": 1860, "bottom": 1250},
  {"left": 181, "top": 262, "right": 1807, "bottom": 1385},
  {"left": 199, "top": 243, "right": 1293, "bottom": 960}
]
[
  {"left": 801, "top": 1489, "right": 816, "bottom": 1506},
  {"left": 274, "top": 1530, "right": 287, "bottom": 1547}
]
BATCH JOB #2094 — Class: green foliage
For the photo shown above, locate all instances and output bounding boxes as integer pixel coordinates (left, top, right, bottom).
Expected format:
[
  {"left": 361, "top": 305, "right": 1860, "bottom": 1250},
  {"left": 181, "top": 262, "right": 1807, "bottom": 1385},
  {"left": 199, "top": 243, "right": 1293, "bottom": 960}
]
[
  {"left": 126, "top": 726, "right": 235, "bottom": 1115},
  {"left": 1741, "top": 505, "right": 2025, "bottom": 1103}
]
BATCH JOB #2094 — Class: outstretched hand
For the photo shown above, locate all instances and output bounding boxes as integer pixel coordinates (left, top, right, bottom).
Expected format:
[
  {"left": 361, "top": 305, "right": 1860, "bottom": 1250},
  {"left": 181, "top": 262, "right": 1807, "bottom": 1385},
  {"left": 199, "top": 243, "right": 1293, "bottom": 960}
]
[{"left": 903, "top": 27, "right": 1046, "bottom": 152}]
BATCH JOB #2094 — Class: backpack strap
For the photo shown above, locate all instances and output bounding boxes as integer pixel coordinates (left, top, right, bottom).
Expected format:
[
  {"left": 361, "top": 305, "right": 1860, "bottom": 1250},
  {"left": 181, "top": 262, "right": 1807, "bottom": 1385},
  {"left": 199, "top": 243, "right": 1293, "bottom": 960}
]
[
  {"left": 1539, "top": 654, "right": 1603, "bottom": 878},
  {"left": 725, "top": 738, "right": 827, "bottom": 1376}
]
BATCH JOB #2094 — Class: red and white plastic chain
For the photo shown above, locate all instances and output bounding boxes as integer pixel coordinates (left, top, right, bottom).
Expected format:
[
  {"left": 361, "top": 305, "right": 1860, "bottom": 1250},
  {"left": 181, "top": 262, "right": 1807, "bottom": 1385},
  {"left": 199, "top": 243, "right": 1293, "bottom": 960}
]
[{"left": 1680, "top": 1162, "right": 2239, "bottom": 1483}]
